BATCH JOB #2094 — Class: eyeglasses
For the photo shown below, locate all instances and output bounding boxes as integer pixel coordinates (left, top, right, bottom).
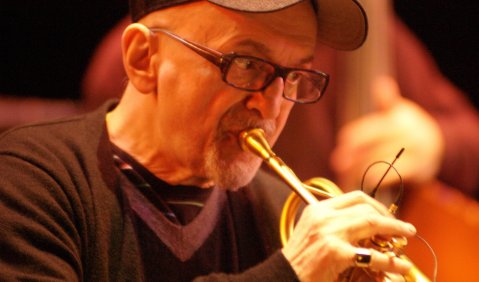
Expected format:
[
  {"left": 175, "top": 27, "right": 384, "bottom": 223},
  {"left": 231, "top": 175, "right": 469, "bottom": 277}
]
[{"left": 149, "top": 28, "right": 329, "bottom": 104}]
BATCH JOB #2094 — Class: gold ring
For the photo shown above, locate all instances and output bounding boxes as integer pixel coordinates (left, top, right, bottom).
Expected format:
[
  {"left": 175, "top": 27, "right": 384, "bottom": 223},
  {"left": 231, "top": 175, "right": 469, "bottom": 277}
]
[{"left": 353, "top": 248, "right": 372, "bottom": 268}]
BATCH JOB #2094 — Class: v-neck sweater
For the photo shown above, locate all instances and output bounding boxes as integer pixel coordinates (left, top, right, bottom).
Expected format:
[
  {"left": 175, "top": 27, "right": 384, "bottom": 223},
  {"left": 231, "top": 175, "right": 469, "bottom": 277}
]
[{"left": 0, "top": 100, "right": 298, "bottom": 281}]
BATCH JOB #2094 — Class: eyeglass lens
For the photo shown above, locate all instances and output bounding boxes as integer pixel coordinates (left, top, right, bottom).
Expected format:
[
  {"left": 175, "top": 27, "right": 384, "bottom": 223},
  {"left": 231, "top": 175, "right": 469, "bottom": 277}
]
[{"left": 225, "top": 56, "right": 325, "bottom": 103}]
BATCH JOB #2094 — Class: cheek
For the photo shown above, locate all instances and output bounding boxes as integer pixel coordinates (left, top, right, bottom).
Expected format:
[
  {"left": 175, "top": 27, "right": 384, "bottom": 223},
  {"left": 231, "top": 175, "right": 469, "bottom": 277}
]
[
  {"left": 157, "top": 60, "right": 218, "bottom": 111},
  {"left": 156, "top": 59, "right": 233, "bottom": 139}
]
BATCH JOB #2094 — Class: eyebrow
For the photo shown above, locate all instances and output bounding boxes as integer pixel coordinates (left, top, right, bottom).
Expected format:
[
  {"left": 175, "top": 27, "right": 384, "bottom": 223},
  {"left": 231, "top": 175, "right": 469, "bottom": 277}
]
[{"left": 233, "top": 38, "right": 314, "bottom": 67}]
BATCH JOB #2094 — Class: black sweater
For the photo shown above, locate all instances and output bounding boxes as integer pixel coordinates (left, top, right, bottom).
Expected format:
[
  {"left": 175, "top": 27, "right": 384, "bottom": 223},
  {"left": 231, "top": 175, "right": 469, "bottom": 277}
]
[{"left": 0, "top": 101, "right": 297, "bottom": 281}]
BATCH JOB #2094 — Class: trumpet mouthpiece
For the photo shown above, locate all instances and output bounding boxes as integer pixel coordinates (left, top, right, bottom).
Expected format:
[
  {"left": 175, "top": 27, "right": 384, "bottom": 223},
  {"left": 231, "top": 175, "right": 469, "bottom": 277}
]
[{"left": 239, "top": 128, "right": 275, "bottom": 161}]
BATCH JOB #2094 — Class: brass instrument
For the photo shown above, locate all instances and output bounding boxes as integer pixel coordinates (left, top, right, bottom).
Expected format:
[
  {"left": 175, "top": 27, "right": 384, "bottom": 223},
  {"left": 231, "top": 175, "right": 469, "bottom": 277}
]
[{"left": 239, "top": 128, "right": 431, "bottom": 282}]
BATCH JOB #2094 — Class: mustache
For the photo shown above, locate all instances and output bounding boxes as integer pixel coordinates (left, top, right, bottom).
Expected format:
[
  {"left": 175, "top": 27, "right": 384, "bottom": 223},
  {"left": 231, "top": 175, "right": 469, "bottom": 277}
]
[{"left": 218, "top": 104, "right": 276, "bottom": 139}]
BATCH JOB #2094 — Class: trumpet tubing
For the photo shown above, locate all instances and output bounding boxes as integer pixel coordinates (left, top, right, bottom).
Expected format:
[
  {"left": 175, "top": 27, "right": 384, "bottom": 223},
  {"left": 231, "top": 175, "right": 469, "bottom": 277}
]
[{"left": 239, "top": 128, "right": 431, "bottom": 282}]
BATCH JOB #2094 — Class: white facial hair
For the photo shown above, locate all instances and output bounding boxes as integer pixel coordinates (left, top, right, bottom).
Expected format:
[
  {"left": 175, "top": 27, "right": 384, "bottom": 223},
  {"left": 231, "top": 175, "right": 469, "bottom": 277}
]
[{"left": 203, "top": 105, "right": 276, "bottom": 190}]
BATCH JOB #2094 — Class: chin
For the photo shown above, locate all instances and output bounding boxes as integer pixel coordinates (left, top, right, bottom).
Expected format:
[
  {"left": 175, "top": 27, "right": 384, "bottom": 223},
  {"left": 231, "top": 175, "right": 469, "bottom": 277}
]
[
  {"left": 205, "top": 147, "right": 262, "bottom": 191},
  {"left": 206, "top": 105, "right": 278, "bottom": 190}
]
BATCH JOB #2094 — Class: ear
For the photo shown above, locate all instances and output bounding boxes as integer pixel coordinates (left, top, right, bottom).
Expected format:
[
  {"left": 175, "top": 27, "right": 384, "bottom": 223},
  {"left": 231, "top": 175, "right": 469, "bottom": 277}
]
[{"left": 122, "top": 23, "right": 159, "bottom": 94}]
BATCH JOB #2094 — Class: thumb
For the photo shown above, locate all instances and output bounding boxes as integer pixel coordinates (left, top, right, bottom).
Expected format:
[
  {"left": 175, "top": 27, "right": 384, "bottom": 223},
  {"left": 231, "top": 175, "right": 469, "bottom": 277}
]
[{"left": 371, "top": 75, "right": 402, "bottom": 111}]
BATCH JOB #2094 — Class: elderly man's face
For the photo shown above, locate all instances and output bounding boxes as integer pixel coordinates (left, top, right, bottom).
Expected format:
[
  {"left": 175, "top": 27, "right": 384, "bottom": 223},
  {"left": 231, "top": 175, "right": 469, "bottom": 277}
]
[{"left": 150, "top": 1, "right": 317, "bottom": 189}]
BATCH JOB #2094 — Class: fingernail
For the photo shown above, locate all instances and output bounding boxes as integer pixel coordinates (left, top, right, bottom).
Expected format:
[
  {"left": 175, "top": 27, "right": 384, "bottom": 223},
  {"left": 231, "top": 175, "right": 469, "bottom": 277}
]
[{"left": 406, "top": 223, "right": 416, "bottom": 234}]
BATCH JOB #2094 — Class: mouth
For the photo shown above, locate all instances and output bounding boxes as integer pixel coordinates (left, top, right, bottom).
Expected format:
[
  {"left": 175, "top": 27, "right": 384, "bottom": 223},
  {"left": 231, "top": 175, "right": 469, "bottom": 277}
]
[
  {"left": 217, "top": 106, "right": 277, "bottom": 151},
  {"left": 217, "top": 128, "right": 263, "bottom": 157}
]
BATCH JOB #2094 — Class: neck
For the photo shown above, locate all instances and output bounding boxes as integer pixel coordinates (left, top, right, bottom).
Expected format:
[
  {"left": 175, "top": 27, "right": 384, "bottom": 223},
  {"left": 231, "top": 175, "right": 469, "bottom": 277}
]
[{"left": 106, "top": 86, "right": 214, "bottom": 188}]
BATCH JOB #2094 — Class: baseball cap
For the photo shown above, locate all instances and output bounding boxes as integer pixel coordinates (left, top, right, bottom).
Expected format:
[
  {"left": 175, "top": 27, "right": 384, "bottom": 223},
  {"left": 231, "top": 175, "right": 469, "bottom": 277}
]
[{"left": 129, "top": 0, "right": 368, "bottom": 50}]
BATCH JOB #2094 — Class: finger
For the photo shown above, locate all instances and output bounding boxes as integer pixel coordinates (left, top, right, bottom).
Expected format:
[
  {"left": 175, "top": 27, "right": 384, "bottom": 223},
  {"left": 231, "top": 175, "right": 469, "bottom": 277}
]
[
  {"left": 300, "top": 203, "right": 416, "bottom": 245},
  {"left": 302, "top": 198, "right": 417, "bottom": 243},
  {"left": 351, "top": 247, "right": 412, "bottom": 275},
  {"left": 348, "top": 213, "right": 416, "bottom": 241},
  {"left": 319, "top": 191, "right": 392, "bottom": 216},
  {"left": 368, "top": 250, "right": 413, "bottom": 275}
]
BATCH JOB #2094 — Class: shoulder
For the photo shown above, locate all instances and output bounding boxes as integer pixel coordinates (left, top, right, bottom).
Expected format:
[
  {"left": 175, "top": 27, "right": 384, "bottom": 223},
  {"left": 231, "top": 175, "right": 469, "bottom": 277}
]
[
  {"left": 0, "top": 101, "right": 116, "bottom": 152},
  {"left": 0, "top": 101, "right": 117, "bottom": 171},
  {"left": 0, "top": 100, "right": 119, "bottom": 204}
]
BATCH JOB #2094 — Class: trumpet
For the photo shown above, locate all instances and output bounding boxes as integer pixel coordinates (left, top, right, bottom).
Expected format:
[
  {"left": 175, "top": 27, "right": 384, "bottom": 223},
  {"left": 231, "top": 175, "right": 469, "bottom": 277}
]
[{"left": 239, "top": 128, "right": 430, "bottom": 282}]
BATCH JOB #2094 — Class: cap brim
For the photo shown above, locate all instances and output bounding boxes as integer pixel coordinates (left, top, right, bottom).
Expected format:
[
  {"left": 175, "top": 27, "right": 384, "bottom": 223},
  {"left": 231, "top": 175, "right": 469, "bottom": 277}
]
[
  {"left": 208, "top": 0, "right": 304, "bottom": 12},
  {"left": 316, "top": 0, "right": 367, "bottom": 50},
  {"left": 209, "top": 0, "right": 367, "bottom": 50}
]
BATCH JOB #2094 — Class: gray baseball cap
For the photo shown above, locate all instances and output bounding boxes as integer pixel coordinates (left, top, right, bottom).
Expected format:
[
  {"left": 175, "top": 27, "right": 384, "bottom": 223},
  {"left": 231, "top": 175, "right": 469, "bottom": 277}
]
[{"left": 129, "top": 0, "right": 368, "bottom": 50}]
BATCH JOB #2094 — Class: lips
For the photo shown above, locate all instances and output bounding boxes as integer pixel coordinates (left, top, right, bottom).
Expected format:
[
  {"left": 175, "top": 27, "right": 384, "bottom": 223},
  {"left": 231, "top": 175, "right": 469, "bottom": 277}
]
[{"left": 218, "top": 104, "right": 277, "bottom": 144}]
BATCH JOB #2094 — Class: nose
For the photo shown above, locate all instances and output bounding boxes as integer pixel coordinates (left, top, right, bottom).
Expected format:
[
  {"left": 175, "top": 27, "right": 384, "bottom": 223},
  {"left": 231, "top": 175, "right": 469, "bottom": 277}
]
[{"left": 245, "top": 77, "right": 285, "bottom": 119}]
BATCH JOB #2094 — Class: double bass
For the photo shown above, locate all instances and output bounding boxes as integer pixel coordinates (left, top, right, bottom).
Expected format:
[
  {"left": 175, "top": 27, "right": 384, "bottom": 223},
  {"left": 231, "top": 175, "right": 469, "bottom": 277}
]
[{"left": 338, "top": 1, "right": 479, "bottom": 281}]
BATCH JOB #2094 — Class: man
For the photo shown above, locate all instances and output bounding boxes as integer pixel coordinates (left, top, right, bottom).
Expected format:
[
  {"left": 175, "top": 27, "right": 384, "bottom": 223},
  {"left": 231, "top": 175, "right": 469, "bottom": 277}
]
[
  {"left": 0, "top": 0, "right": 416, "bottom": 281},
  {"left": 80, "top": 7, "right": 479, "bottom": 198}
]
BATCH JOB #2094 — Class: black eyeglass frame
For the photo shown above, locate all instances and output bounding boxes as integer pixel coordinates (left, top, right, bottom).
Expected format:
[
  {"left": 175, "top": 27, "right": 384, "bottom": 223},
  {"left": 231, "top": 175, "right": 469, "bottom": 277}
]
[{"left": 149, "top": 28, "right": 329, "bottom": 104}]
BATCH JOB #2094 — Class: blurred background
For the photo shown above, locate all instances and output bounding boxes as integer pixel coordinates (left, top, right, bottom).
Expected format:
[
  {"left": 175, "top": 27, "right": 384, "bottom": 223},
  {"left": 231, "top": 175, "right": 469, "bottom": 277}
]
[
  {"left": 1, "top": 1, "right": 477, "bottom": 108},
  {"left": 0, "top": 0, "right": 127, "bottom": 102}
]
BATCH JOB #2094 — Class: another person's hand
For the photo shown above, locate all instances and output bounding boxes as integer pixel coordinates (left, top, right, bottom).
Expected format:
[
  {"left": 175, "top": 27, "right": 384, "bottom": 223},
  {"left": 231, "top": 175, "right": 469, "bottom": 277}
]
[
  {"left": 331, "top": 76, "right": 445, "bottom": 190},
  {"left": 281, "top": 191, "right": 416, "bottom": 281}
]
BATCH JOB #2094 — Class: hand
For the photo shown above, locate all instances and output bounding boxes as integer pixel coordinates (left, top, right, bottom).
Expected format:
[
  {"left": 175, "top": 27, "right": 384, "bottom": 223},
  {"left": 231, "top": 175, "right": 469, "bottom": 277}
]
[
  {"left": 281, "top": 191, "right": 417, "bottom": 282},
  {"left": 331, "top": 76, "right": 445, "bottom": 190}
]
